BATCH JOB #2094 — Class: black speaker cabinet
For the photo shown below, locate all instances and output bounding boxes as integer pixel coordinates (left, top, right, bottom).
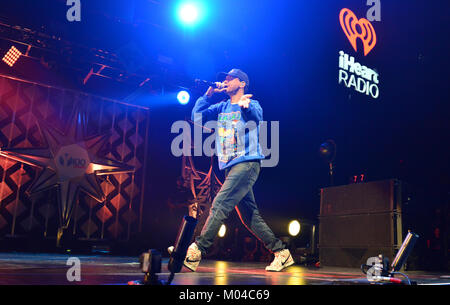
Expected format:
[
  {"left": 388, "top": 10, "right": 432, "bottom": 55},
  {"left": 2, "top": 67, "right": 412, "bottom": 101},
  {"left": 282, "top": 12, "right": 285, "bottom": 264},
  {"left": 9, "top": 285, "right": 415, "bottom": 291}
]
[{"left": 319, "top": 179, "right": 403, "bottom": 268}]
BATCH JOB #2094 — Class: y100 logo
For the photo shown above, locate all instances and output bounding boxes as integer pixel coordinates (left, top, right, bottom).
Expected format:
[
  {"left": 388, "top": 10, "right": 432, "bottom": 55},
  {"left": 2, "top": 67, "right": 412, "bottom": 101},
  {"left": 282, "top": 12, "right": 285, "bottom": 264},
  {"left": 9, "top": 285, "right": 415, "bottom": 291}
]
[
  {"left": 59, "top": 153, "right": 87, "bottom": 169},
  {"left": 55, "top": 144, "right": 91, "bottom": 179}
]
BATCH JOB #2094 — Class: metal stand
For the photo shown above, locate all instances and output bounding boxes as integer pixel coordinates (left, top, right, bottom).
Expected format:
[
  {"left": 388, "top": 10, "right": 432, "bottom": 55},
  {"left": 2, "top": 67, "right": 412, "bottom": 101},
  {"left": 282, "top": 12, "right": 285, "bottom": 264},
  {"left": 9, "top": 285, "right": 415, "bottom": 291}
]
[
  {"left": 361, "top": 231, "right": 419, "bottom": 285},
  {"left": 319, "top": 140, "right": 336, "bottom": 187},
  {"left": 329, "top": 162, "right": 334, "bottom": 186}
]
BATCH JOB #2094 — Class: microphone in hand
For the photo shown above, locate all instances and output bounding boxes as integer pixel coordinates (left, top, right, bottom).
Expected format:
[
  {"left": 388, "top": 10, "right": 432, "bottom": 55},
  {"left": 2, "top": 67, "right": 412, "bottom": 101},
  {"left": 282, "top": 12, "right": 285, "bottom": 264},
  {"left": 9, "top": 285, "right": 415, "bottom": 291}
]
[
  {"left": 195, "top": 79, "right": 227, "bottom": 96},
  {"left": 194, "top": 79, "right": 225, "bottom": 89}
]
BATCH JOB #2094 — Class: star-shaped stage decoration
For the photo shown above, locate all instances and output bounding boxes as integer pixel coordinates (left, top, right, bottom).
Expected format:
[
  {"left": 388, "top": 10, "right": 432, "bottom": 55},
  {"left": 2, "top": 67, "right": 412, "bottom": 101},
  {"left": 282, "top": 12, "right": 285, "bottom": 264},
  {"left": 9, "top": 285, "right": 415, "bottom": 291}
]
[{"left": 0, "top": 107, "right": 135, "bottom": 245}]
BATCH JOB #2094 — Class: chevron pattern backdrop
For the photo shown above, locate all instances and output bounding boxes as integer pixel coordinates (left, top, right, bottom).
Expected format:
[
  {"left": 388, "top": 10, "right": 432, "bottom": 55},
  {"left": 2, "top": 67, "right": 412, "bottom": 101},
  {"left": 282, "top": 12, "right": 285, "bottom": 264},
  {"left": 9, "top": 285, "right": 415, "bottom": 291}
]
[{"left": 0, "top": 75, "right": 149, "bottom": 241}]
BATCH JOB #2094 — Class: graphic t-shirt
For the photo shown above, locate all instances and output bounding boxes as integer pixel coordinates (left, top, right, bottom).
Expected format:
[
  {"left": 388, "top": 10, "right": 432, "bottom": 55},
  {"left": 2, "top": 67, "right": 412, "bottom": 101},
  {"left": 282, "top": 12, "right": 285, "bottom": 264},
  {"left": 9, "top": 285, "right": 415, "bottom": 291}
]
[{"left": 192, "top": 95, "right": 265, "bottom": 170}]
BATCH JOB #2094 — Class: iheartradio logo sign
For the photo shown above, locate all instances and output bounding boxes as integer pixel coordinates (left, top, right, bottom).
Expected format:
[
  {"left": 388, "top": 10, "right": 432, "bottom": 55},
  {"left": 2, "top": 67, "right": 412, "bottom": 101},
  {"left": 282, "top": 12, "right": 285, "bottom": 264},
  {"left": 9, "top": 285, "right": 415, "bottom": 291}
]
[
  {"left": 337, "top": 7, "right": 380, "bottom": 99},
  {"left": 339, "top": 8, "right": 377, "bottom": 56}
]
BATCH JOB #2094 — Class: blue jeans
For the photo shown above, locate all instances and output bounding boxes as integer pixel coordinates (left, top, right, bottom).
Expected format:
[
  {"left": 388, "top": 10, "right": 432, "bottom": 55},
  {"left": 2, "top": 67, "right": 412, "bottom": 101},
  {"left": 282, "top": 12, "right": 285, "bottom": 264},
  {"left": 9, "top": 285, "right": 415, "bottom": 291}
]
[{"left": 195, "top": 161, "right": 285, "bottom": 255}]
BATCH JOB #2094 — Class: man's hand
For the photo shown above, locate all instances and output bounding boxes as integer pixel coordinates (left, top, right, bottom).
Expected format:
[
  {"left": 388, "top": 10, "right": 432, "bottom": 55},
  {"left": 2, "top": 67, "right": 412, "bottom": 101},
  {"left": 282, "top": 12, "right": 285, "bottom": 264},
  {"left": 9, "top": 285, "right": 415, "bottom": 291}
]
[
  {"left": 205, "top": 83, "right": 227, "bottom": 97},
  {"left": 238, "top": 94, "right": 253, "bottom": 108}
]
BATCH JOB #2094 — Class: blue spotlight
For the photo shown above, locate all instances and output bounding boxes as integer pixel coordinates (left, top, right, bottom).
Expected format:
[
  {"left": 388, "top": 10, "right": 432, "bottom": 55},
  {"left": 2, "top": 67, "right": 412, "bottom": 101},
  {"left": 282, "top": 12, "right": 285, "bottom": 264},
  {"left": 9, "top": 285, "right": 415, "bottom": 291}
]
[
  {"left": 176, "top": 2, "right": 204, "bottom": 26},
  {"left": 177, "top": 90, "right": 190, "bottom": 105},
  {"left": 179, "top": 4, "right": 198, "bottom": 24}
]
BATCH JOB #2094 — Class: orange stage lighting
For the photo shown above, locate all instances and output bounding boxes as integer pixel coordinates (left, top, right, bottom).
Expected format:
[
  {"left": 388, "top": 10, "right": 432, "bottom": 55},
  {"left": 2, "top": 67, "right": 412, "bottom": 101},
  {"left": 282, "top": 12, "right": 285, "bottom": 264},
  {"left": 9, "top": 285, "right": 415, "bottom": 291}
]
[{"left": 2, "top": 46, "right": 22, "bottom": 67}]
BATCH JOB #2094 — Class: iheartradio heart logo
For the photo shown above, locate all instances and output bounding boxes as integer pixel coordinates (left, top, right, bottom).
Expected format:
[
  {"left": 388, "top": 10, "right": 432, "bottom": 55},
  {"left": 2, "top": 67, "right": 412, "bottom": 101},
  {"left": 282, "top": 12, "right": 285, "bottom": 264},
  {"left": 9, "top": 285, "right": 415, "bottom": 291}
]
[{"left": 339, "top": 8, "right": 377, "bottom": 56}]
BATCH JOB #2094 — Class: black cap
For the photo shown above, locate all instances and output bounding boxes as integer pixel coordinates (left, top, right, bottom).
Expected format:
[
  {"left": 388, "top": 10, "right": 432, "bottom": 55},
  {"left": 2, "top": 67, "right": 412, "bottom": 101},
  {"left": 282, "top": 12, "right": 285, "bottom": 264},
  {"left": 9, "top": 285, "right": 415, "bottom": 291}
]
[{"left": 218, "top": 68, "right": 249, "bottom": 91}]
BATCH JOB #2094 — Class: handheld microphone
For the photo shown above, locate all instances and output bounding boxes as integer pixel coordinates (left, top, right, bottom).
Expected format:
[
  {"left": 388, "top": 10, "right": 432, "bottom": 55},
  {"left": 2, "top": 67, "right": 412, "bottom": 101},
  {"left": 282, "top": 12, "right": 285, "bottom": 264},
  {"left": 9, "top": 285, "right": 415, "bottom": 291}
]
[{"left": 194, "top": 79, "right": 225, "bottom": 88}]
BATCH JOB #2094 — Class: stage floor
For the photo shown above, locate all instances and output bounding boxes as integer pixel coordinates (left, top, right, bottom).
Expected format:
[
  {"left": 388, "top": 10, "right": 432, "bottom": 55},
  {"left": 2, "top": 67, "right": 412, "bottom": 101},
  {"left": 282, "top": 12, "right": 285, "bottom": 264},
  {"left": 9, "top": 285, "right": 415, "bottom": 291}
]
[{"left": 0, "top": 253, "right": 448, "bottom": 285}]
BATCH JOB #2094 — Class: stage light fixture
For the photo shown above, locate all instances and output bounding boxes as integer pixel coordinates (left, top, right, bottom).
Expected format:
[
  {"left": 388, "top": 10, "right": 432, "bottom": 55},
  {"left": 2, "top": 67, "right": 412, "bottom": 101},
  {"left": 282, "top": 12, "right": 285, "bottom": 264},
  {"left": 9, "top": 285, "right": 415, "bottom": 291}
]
[
  {"left": 2, "top": 46, "right": 22, "bottom": 67},
  {"left": 132, "top": 215, "right": 198, "bottom": 285},
  {"left": 218, "top": 224, "right": 226, "bottom": 237},
  {"left": 178, "top": 3, "right": 200, "bottom": 25},
  {"left": 360, "top": 231, "right": 419, "bottom": 285},
  {"left": 391, "top": 231, "right": 419, "bottom": 272},
  {"left": 177, "top": 90, "right": 190, "bottom": 104},
  {"left": 288, "top": 220, "right": 301, "bottom": 237},
  {"left": 168, "top": 215, "right": 198, "bottom": 276}
]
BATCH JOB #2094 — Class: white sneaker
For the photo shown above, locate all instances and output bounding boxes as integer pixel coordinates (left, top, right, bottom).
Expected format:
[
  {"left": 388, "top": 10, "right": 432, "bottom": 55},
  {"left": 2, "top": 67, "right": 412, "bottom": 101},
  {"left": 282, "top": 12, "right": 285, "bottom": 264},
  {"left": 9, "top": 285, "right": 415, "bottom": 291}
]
[
  {"left": 185, "top": 243, "right": 202, "bottom": 271},
  {"left": 265, "top": 249, "right": 295, "bottom": 272},
  {"left": 167, "top": 243, "right": 201, "bottom": 272}
]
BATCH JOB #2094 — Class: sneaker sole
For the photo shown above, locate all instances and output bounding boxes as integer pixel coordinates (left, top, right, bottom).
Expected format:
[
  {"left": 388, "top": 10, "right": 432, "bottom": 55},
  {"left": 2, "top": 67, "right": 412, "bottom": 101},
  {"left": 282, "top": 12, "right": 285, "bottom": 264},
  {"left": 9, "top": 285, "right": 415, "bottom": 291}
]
[{"left": 183, "top": 259, "right": 200, "bottom": 272}]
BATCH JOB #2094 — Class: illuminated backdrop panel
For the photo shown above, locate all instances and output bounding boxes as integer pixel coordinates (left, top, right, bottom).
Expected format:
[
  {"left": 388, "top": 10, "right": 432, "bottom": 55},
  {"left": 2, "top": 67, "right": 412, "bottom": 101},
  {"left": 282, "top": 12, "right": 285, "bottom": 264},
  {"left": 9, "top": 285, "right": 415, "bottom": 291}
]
[{"left": 0, "top": 75, "right": 149, "bottom": 241}]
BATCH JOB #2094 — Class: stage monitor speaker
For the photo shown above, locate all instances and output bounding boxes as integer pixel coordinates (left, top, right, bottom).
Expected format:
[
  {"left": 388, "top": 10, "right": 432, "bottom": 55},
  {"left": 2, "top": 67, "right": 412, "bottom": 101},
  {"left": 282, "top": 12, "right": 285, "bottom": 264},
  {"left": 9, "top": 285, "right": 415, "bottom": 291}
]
[{"left": 319, "top": 179, "right": 403, "bottom": 268}]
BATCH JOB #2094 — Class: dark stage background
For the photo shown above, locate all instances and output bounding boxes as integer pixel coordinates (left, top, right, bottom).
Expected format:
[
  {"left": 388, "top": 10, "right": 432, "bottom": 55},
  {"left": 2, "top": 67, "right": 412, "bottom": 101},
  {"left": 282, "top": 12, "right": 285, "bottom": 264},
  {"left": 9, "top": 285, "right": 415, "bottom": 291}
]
[{"left": 0, "top": 1, "right": 448, "bottom": 270}]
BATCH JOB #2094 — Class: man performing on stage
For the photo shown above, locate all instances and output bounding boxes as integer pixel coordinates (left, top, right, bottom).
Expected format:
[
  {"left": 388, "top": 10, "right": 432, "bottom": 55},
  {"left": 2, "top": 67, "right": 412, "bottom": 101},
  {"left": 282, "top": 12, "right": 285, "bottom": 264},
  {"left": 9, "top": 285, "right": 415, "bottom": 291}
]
[{"left": 184, "top": 68, "right": 294, "bottom": 272}]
